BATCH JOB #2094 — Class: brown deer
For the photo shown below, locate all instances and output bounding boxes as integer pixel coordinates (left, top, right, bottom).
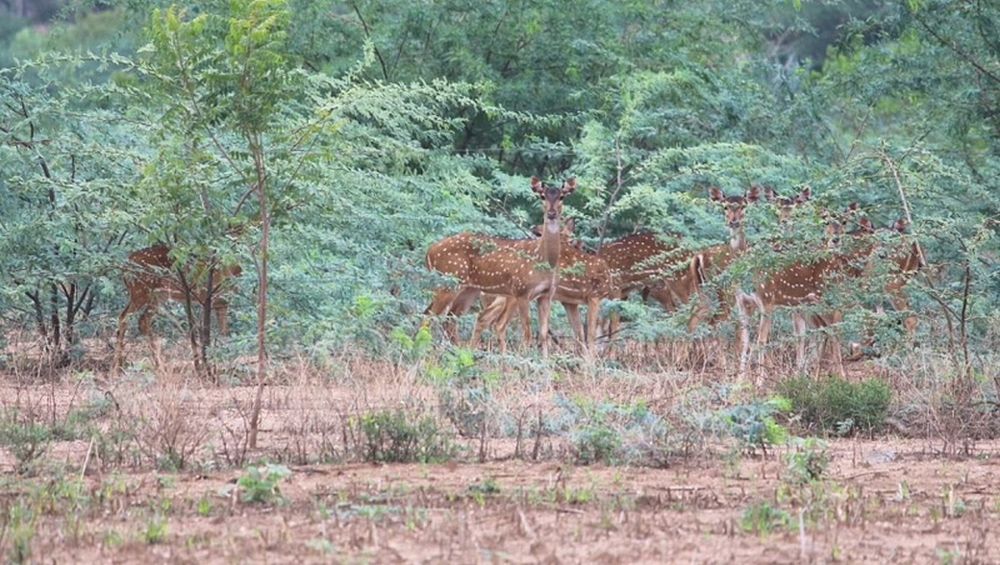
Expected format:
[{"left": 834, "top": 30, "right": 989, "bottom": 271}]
[
  {"left": 424, "top": 177, "right": 577, "bottom": 356},
  {"left": 657, "top": 185, "right": 765, "bottom": 333},
  {"left": 113, "top": 244, "right": 242, "bottom": 372},
  {"left": 879, "top": 218, "right": 925, "bottom": 335},
  {"left": 424, "top": 233, "right": 535, "bottom": 344},
  {"left": 473, "top": 220, "right": 613, "bottom": 354},
  {"left": 734, "top": 205, "right": 881, "bottom": 377}
]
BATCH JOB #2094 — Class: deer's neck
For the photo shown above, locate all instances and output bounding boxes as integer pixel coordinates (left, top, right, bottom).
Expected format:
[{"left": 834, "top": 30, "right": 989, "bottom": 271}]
[
  {"left": 730, "top": 227, "right": 747, "bottom": 252},
  {"left": 540, "top": 219, "right": 561, "bottom": 268}
]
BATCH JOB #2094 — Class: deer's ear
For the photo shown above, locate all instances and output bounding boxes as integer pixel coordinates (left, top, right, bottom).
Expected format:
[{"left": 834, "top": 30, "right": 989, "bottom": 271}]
[
  {"left": 746, "top": 185, "right": 761, "bottom": 203},
  {"left": 708, "top": 187, "right": 724, "bottom": 202},
  {"left": 893, "top": 218, "right": 909, "bottom": 233},
  {"left": 847, "top": 201, "right": 860, "bottom": 212},
  {"left": 531, "top": 176, "right": 543, "bottom": 195},
  {"left": 561, "top": 177, "right": 578, "bottom": 196},
  {"left": 859, "top": 217, "right": 874, "bottom": 233},
  {"left": 762, "top": 186, "right": 777, "bottom": 202},
  {"left": 797, "top": 187, "right": 812, "bottom": 203}
]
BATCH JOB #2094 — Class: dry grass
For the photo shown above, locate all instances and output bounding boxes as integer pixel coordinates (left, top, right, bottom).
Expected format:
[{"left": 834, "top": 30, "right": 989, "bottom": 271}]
[{"left": 0, "top": 327, "right": 997, "bottom": 562}]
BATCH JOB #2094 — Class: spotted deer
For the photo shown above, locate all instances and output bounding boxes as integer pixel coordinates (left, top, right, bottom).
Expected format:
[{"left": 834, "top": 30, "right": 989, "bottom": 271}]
[
  {"left": 654, "top": 185, "right": 766, "bottom": 334},
  {"left": 113, "top": 244, "right": 242, "bottom": 372},
  {"left": 424, "top": 177, "right": 577, "bottom": 356},
  {"left": 734, "top": 205, "right": 881, "bottom": 377},
  {"left": 424, "top": 233, "right": 535, "bottom": 344},
  {"left": 473, "top": 220, "right": 613, "bottom": 354}
]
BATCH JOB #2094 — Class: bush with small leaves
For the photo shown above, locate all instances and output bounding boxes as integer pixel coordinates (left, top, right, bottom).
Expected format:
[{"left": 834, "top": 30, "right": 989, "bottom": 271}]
[
  {"left": 780, "top": 376, "right": 891, "bottom": 435},
  {"left": 358, "top": 410, "right": 457, "bottom": 464},
  {"left": 716, "top": 397, "right": 791, "bottom": 453}
]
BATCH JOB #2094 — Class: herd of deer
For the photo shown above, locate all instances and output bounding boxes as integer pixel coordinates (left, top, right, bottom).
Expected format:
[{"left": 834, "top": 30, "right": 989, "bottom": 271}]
[
  {"left": 111, "top": 176, "right": 923, "bottom": 378},
  {"left": 422, "top": 177, "right": 925, "bottom": 377}
]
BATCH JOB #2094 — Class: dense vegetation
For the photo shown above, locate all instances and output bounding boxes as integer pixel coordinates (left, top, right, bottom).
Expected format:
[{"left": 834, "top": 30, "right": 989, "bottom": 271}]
[{"left": 0, "top": 1, "right": 996, "bottom": 425}]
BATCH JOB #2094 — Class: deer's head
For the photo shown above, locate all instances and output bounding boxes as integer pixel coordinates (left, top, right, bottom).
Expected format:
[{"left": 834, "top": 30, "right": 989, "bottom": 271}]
[
  {"left": 532, "top": 177, "right": 577, "bottom": 226},
  {"left": 764, "top": 186, "right": 811, "bottom": 222},
  {"left": 709, "top": 185, "right": 759, "bottom": 230}
]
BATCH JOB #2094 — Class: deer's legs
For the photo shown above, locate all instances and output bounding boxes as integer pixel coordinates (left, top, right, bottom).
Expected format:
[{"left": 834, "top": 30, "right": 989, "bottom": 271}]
[
  {"left": 736, "top": 294, "right": 752, "bottom": 379},
  {"left": 472, "top": 296, "right": 507, "bottom": 350},
  {"left": 792, "top": 312, "right": 809, "bottom": 371},
  {"left": 492, "top": 297, "right": 524, "bottom": 355},
  {"left": 888, "top": 294, "right": 918, "bottom": 338},
  {"left": 113, "top": 299, "right": 140, "bottom": 374},
  {"left": 562, "top": 303, "right": 584, "bottom": 351},
  {"left": 537, "top": 293, "right": 554, "bottom": 358},
  {"left": 516, "top": 298, "right": 532, "bottom": 349},
  {"left": 426, "top": 288, "right": 479, "bottom": 342},
  {"left": 215, "top": 300, "right": 230, "bottom": 337},
  {"left": 812, "top": 311, "right": 845, "bottom": 377},
  {"left": 585, "top": 297, "right": 600, "bottom": 356},
  {"left": 135, "top": 306, "right": 164, "bottom": 368}
]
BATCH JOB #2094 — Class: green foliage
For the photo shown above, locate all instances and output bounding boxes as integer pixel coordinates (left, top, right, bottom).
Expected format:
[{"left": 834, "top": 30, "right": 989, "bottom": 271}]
[
  {"left": 717, "top": 397, "right": 792, "bottom": 452},
  {"left": 0, "top": 0, "right": 995, "bottom": 387},
  {"left": 0, "top": 422, "right": 52, "bottom": 474},
  {"left": 236, "top": 463, "right": 292, "bottom": 504},
  {"left": 780, "top": 376, "right": 892, "bottom": 434},
  {"left": 6, "top": 502, "right": 36, "bottom": 564},
  {"left": 784, "top": 437, "right": 830, "bottom": 485},
  {"left": 142, "top": 514, "right": 168, "bottom": 544},
  {"left": 740, "top": 501, "right": 791, "bottom": 537},
  {"left": 357, "top": 410, "right": 456, "bottom": 464},
  {"left": 556, "top": 396, "right": 671, "bottom": 466}
]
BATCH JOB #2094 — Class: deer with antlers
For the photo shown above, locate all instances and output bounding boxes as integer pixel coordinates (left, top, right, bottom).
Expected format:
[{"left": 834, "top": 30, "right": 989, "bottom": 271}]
[
  {"left": 423, "top": 177, "right": 577, "bottom": 356},
  {"left": 113, "top": 244, "right": 242, "bottom": 372},
  {"left": 471, "top": 218, "right": 613, "bottom": 354}
]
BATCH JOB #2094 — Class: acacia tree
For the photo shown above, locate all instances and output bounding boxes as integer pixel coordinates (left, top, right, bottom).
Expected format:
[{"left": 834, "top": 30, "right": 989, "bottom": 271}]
[{"left": 134, "top": 0, "right": 490, "bottom": 446}]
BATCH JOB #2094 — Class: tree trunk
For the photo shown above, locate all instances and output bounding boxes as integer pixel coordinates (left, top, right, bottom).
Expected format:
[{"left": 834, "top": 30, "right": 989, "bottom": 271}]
[
  {"left": 201, "top": 266, "right": 216, "bottom": 380},
  {"left": 248, "top": 134, "right": 269, "bottom": 450}
]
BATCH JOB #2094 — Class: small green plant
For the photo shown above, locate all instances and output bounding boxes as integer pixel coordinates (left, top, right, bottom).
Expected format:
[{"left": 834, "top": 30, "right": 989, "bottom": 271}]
[
  {"left": 740, "top": 502, "right": 791, "bottom": 536},
  {"left": 7, "top": 502, "right": 36, "bottom": 564},
  {"left": 143, "top": 515, "right": 168, "bottom": 545},
  {"left": 196, "top": 497, "right": 213, "bottom": 517},
  {"left": 779, "top": 376, "right": 891, "bottom": 434},
  {"left": 358, "top": 410, "right": 456, "bottom": 464},
  {"left": 717, "top": 397, "right": 791, "bottom": 453},
  {"left": 468, "top": 477, "right": 501, "bottom": 496},
  {"left": 236, "top": 463, "right": 292, "bottom": 504},
  {"left": 0, "top": 421, "right": 52, "bottom": 474},
  {"left": 784, "top": 438, "right": 830, "bottom": 485}
]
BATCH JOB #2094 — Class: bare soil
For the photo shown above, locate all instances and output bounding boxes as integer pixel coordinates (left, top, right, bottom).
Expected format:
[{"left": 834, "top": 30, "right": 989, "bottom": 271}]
[
  {"left": 2, "top": 438, "right": 996, "bottom": 564},
  {"left": 0, "top": 346, "right": 997, "bottom": 563}
]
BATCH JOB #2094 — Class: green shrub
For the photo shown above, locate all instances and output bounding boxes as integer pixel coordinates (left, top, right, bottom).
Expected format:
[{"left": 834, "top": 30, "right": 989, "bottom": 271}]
[
  {"left": 236, "top": 463, "right": 292, "bottom": 504},
  {"left": 358, "top": 410, "right": 456, "bottom": 463},
  {"left": 0, "top": 419, "right": 54, "bottom": 474},
  {"left": 740, "top": 501, "right": 791, "bottom": 536},
  {"left": 716, "top": 397, "right": 791, "bottom": 453},
  {"left": 780, "top": 376, "right": 891, "bottom": 434},
  {"left": 784, "top": 437, "right": 829, "bottom": 485},
  {"left": 574, "top": 423, "right": 622, "bottom": 465}
]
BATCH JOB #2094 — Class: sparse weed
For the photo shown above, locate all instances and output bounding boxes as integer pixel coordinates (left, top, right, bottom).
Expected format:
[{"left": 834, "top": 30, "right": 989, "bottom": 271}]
[
  {"left": 143, "top": 515, "right": 168, "bottom": 544},
  {"left": 234, "top": 463, "right": 292, "bottom": 505},
  {"left": 784, "top": 438, "right": 830, "bottom": 485},
  {"left": 356, "top": 409, "right": 457, "bottom": 464},
  {"left": 740, "top": 501, "right": 791, "bottom": 536},
  {"left": 716, "top": 397, "right": 791, "bottom": 453}
]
